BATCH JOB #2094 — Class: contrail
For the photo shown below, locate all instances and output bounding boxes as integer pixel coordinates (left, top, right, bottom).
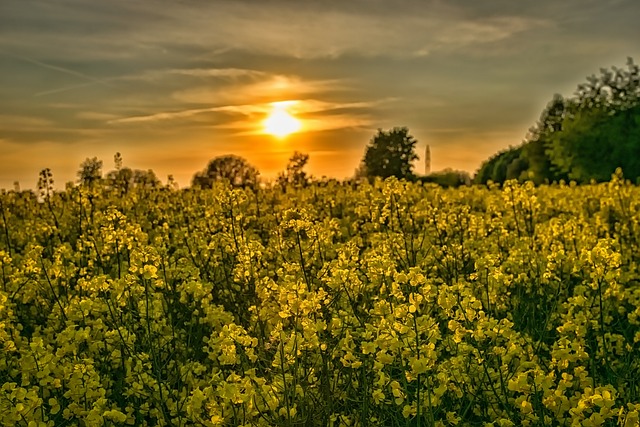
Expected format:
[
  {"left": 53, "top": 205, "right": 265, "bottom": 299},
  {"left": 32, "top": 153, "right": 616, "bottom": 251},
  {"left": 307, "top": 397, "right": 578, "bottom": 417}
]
[
  {"left": 34, "top": 78, "right": 121, "bottom": 97},
  {"left": 34, "top": 81, "right": 99, "bottom": 97},
  {"left": 0, "top": 49, "right": 113, "bottom": 93}
]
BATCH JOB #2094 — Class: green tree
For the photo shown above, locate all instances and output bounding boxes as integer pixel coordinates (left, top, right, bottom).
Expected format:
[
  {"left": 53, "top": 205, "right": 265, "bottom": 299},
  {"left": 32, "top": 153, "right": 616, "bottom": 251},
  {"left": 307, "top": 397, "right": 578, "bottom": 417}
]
[
  {"left": 476, "top": 58, "right": 640, "bottom": 184},
  {"left": 474, "top": 147, "right": 523, "bottom": 184},
  {"left": 546, "top": 58, "right": 640, "bottom": 182},
  {"left": 192, "top": 155, "right": 259, "bottom": 189},
  {"left": 359, "top": 127, "right": 419, "bottom": 180},
  {"left": 522, "top": 94, "right": 568, "bottom": 184},
  {"left": 548, "top": 105, "right": 640, "bottom": 182},
  {"left": 475, "top": 95, "right": 568, "bottom": 185}
]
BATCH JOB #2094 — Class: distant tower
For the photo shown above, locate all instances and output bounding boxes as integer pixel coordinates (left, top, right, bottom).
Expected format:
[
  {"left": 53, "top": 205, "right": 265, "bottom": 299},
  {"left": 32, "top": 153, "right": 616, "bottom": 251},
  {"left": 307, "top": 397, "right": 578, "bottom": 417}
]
[{"left": 425, "top": 145, "right": 431, "bottom": 175}]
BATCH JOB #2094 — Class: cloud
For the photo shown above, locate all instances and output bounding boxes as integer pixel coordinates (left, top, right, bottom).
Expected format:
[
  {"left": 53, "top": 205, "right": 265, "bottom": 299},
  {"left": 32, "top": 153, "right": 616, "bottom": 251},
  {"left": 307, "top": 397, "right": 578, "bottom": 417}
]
[
  {"left": 0, "top": 0, "right": 551, "bottom": 62},
  {"left": 172, "top": 74, "right": 348, "bottom": 104},
  {"left": 109, "top": 97, "right": 382, "bottom": 136},
  {"left": 0, "top": 114, "right": 55, "bottom": 128},
  {"left": 291, "top": 99, "right": 389, "bottom": 114},
  {"left": 108, "top": 105, "right": 261, "bottom": 125},
  {"left": 165, "top": 68, "right": 268, "bottom": 79},
  {"left": 301, "top": 114, "right": 374, "bottom": 133},
  {"left": 75, "top": 111, "right": 120, "bottom": 121},
  {"left": 105, "top": 70, "right": 367, "bottom": 128},
  {"left": 428, "top": 16, "right": 548, "bottom": 50},
  {"left": 122, "top": 67, "right": 269, "bottom": 83},
  {"left": 148, "top": 3, "right": 549, "bottom": 59}
]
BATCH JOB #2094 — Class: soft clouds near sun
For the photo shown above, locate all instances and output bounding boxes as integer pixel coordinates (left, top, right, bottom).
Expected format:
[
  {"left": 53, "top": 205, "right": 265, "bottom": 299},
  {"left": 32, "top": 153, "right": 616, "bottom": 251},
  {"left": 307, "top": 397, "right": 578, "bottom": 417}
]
[{"left": 107, "top": 71, "right": 379, "bottom": 138}]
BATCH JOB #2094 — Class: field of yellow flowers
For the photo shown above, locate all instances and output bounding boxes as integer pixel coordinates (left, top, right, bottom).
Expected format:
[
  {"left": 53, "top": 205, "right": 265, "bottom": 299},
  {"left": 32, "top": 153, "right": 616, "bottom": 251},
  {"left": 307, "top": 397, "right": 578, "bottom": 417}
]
[{"left": 1, "top": 173, "right": 639, "bottom": 426}]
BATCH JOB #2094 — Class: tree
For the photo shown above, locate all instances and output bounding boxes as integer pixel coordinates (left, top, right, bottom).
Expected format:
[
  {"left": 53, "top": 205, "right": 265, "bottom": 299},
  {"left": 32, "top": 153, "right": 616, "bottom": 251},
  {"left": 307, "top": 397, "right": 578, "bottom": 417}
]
[
  {"left": 475, "top": 58, "right": 640, "bottom": 184},
  {"left": 474, "top": 146, "right": 523, "bottom": 184},
  {"left": 77, "top": 157, "right": 103, "bottom": 187},
  {"left": 359, "top": 127, "right": 419, "bottom": 180},
  {"left": 475, "top": 94, "right": 569, "bottom": 185},
  {"left": 133, "top": 169, "right": 161, "bottom": 188},
  {"left": 420, "top": 169, "right": 471, "bottom": 187},
  {"left": 523, "top": 95, "right": 568, "bottom": 182},
  {"left": 277, "top": 151, "right": 310, "bottom": 187},
  {"left": 545, "top": 58, "right": 640, "bottom": 182},
  {"left": 192, "top": 155, "right": 259, "bottom": 188},
  {"left": 106, "top": 153, "right": 161, "bottom": 194},
  {"left": 548, "top": 105, "right": 640, "bottom": 182}
]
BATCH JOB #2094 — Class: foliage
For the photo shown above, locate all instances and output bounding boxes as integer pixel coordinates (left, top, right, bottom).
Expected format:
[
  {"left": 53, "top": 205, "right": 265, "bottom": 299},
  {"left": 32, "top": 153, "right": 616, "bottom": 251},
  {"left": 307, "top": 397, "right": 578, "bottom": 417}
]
[
  {"left": 548, "top": 104, "right": 640, "bottom": 182},
  {"left": 476, "top": 58, "right": 640, "bottom": 184},
  {"left": 419, "top": 169, "right": 471, "bottom": 187},
  {"left": 475, "top": 95, "right": 569, "bottom": 185},
  {"left": 106, "top": 153, "right": 161, "bottom": 195},
  {"left": 474, "top": 146, "right": 525, "bottom": 184},
  {"left": 277, "top": 151, "right": 311, "bottom": 188},
  {"left": 1, "top": 174, "right": 640, "bottom": 426},
  {"left": 192, "top": 155, "right": 259, "bottom": 189},
  {"left": 545, "top": 58, "right": 640, "bottom": 182},
  {"left": 359, "top": 127, "right": 419, "bottom": 180},
  {"left": 77, "top": 157, "right": 103, "bottom": 187}
]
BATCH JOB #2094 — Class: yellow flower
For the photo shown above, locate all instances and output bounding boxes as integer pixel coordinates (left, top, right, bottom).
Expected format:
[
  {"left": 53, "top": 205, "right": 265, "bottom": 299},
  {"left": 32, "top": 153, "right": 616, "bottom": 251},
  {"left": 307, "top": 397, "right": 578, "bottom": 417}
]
[{"left": 372, "top": 389, "right": 385, "bottom": 405}]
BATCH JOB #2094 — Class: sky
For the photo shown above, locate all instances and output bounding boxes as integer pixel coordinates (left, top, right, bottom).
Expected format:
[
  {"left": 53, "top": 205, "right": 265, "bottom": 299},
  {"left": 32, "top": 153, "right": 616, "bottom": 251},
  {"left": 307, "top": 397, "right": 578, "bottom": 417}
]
[{"left": 1, "top": 0, "right": 639, "bottom": 189}]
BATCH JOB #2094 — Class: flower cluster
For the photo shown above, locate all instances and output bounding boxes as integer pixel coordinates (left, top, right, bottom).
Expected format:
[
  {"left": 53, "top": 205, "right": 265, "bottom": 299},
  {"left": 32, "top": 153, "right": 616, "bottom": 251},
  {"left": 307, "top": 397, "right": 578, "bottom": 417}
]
[{"left": 0, "top": 176, "right": 639, "bottom": 426}]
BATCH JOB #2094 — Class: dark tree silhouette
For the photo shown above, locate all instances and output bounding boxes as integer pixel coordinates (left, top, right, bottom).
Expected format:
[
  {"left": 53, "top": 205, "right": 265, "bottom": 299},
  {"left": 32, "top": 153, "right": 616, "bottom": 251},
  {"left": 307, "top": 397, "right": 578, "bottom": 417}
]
[
  {"left": 277, "top": 151, "right": 310, "bottom": 187},
  {"left": 192, "top": 155, "right": 259, "bottom": 188},
  {"left": 359, "top": 127, "right": 419, "bottom": 180},
  {"left": 77, "top": 157, "right": 103, "bottom": 187},
  {"left": 106, "top": 153, "right": 161, "bottom": 194}
]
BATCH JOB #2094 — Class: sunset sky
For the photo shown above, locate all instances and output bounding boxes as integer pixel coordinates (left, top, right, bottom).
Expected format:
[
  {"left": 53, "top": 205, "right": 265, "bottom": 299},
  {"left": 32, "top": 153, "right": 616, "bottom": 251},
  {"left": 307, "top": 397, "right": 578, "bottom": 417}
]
[{"left": 1, "top": 0, "right": 639, "bottom": 189}]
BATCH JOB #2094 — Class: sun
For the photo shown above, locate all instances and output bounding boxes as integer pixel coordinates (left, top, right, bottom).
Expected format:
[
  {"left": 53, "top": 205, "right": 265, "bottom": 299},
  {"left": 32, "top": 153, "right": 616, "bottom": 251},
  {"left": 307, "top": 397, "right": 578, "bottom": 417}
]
[{"left": 264, "top": 102, "right": 301, "bottom": 138}]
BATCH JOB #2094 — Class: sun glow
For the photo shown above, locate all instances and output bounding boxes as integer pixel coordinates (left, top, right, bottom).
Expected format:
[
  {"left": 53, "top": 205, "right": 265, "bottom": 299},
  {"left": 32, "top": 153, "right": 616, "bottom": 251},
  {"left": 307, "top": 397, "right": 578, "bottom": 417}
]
[{"left": 264, "top": 102, "right": 301, "bottom": 138}]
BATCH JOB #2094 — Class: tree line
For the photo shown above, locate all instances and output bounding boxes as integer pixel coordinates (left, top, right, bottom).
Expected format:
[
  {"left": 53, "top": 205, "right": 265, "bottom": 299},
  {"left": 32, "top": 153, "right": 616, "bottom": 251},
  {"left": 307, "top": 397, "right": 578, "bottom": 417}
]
[
  {"left": 193, "top": 58, "right": 640, "bottom": 189},
  {"left": 475, "top": 58, "right": 640, "bottom": 184},
  {"left": 191, "top": 126, "right": 470, "bottom": 189},
  {"left": 21, "top": 57, "right": 640, "bottom": 193}
]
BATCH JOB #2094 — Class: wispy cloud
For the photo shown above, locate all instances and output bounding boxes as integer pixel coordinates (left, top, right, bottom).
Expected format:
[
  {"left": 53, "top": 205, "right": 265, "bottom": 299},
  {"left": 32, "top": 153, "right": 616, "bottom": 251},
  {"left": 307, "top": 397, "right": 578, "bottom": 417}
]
[
  {"left": 155, "top": 2, "right": 548, "bottom": 59},
  {"left": 172, "top": 74, "right": 348, "bottom": 104},
  {"left": 0, "top": 114, "right": 55, "bottom": 128},
  {"left": 301, "top": 114, "right": 374, "bottom": 133},
  {"left": 166, "top": 68, "right": 268, "bottom": 79},
  {"left": 121, "top": 67, "right": 269, "bottom": 83},
  {"left": 107, "top": 105, "right": 260, "bottom": 124},
  {"left": 109, "top": 97, "right": 383, "bottom": 135},
  {"left": 427, "top": 16, "right": 549, "bottom": 53},
  {"left": 291, "top": 99, "right": 393, "bottom": 114},
  {"left": 0, "top": 1, "right": 551, "bottom": 62},
  {"left": 76, "top": 111, "right": 120, "bottom": 121}
]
